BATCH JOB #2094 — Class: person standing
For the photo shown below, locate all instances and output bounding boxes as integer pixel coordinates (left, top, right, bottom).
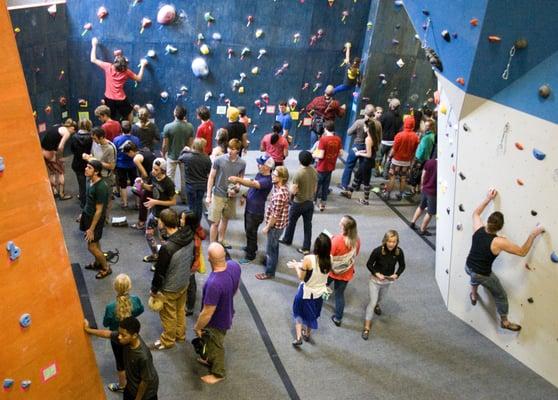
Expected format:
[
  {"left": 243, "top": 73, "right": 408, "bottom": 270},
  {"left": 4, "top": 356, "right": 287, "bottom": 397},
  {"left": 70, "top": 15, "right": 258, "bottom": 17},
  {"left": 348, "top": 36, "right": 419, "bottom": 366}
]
[
  {"left": 70, "top": 119, "right": 93, "bottom": 210},
  {"left": 150, "top": 208, "right": 194, "bottom": 349},
  {"left": 162, "top": 105, "right": 194, "bottom": 202},
  {"left": 178, "top": 138, "right": 212, "bottom": 222},
  {"left": 362, "top": 230, "right": 405, "bottom": 340},
  {"left": 260, "top": 122, "right": 289, "bottom": 166},
  {"left": 314, "top": 120, "right": 342, "bottom": 212},
  {"left": 465, "top": 189, "right": 544, "bottom": 332},
  {"left": 305, "top": 85, "right": 346, "bottom": 146},
  {"left": 132, "top": 107, "right": 160, "bottom": 152},
  {"left": 275, "top": 100, "right": 293, "bottom": 140},
  {"left": 95, "top": 105, "right": 121, "bottom": 142},
  {"left": 328, "top": 216, "right": 360, "bottom": 326},
  {"left": 206, "top": 139, "right": 246, "bottom": 246},
  {"left": 194, "top": 243, "right": 241, "bottom": 384},
  {"left": 84, "top": 317, "right": 159, "bottom": 400},
  {"left": 255, "top": 166, "right": 290, "bottom": 280},
  {"left": 379, "top": 98, "right": 403, "bottom": 177},
  {"left": 289, "top": 233, "right": 332, "bottom": 346},
  {"left": 228, "top": 154, "right": 274, "bottom": 264},
  {"left": 196, "top": 106, "right": 214, "bottom": 155},
  {"left": 80, "top": 160, "right": 111, "bottom": 279},
  {"left": 90, "top": 37, "right": 147, "bottom": 122},
  {"left": 113, "top": 121, "right": 141, "bottom": 208},
  {"left": 410, "top": 158, "right": 437, "bottom": 235},
  {"left": 224, "top": 107, "right": 248, "bottom": 155},
  {"left": 280, "top": 151, "right": 317, "bottom": 255},
  {"left": 123, "top": 142, "right": 155, "bottom": 230}
]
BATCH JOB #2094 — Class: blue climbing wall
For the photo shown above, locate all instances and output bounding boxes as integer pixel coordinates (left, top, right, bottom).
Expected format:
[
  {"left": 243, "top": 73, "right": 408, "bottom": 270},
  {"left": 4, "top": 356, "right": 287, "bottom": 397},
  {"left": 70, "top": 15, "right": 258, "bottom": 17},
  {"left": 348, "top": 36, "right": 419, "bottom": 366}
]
[
  {"left": 404, "top": 0, "right": 558, "bottom": 123},
  {"left": 10, "top": 3, "right": 70, "bottom": 127},
  {"left": 64, "top": 0, "right": 372, "bottom": 149}
]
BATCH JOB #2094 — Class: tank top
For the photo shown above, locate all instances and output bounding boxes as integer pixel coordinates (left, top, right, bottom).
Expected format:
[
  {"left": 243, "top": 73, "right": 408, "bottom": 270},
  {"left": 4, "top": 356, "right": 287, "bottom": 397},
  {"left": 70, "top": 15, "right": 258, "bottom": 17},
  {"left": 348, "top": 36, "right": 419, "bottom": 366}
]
[
  {"left": 41, "top": 125, "right": 63, "bottom": 151},
  {"left": 139, "top": 149, "right": 155, "bottom": 176},
  {"left": 466, "top": 227, "right": 498, "bottom": 276},
  {"left": 302, "top": 255, "right": 330, "bottom": 299}
]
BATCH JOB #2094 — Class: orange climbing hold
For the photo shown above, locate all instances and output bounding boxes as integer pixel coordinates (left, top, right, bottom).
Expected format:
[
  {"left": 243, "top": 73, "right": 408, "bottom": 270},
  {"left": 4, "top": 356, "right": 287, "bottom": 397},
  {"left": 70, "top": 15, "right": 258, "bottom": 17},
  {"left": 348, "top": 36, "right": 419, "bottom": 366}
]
[
  {"left": 488, "top": 35, "right": 502, "bottom": 43},
  {"left": 470, "top": 18, "right": 479, "bottom": 27},
  {"left": 516, "top": 178, "right": 524, "bottom": 186},
  {"left": 456, "top": 77, "right": 465, "bottom": 86},
  {"left": 515, "top": 142, "right": 524, "bottom": 150}
]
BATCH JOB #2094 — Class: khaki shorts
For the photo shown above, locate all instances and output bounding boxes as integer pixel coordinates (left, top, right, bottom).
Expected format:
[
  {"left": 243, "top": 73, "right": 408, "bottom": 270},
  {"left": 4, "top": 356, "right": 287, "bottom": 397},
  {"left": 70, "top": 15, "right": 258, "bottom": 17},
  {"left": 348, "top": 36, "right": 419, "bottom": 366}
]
[{"left": 208, "top": 195, "right": 236, "bottom": 223}]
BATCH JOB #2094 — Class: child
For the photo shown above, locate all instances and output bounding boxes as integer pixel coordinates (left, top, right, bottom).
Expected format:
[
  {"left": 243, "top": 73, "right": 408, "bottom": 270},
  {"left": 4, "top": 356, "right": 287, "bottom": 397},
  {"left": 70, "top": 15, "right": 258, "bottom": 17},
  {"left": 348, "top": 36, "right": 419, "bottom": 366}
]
[{"left": 102, "top": 274, "right": 145, "bottom": 392}]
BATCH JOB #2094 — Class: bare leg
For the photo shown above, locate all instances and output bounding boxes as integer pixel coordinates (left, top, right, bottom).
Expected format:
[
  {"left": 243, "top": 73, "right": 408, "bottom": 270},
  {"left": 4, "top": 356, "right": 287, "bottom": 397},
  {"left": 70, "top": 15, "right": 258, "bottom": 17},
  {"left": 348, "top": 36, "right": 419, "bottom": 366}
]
[
  {"left": 200, "top": 374, "right": 224, "bottom": 384},
  {"left": 294, "top": 322, "right": 302, "bottom": 341},
  {"left": 420, "top": 213, "right": 433, "bottom": 232},
  {"left": 209, "top": 222, "right": 219, "bottom": 243},
  {"left": 411, "top": 206, "right": 424, "bottom": 224},
  {"left": 88, "top": 241, "right": 108, "bottom": 271},
  {"left": 218, "top": 218, "right": 229, "bottom": 242},
  {"left": 120, "top": 187, "right": 128, "bottom": 207},
  {"left": 363, "top": 319, "right": 372, "bottom": 332},
  {"left": 117, "top": 370, "right": 126, "bottom": 388}
]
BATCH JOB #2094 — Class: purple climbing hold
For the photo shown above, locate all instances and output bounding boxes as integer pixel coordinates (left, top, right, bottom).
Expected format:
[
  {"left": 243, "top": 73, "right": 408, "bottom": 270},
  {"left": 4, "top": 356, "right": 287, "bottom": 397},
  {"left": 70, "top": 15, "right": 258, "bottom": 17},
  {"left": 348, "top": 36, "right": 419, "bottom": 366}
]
[
  {"left": 551, "top": 251, "right": 558, "bottom": 263},
  {"left": 532, "top": 148, "right": 546, "bottom": 160}
]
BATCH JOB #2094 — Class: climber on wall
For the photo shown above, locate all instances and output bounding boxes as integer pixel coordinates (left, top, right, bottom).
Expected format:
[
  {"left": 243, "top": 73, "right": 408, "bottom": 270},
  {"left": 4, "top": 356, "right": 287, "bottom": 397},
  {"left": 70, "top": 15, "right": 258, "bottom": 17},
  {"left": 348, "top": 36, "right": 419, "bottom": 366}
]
[
  {"left": 90, "top": 37, "right": 148, "bottom": 123},
  {"left": 465, "top": 188, "right": 545, "bottom": 332},
  {"left": 333, "top": 42, "right": 361, "bottom": 95}
]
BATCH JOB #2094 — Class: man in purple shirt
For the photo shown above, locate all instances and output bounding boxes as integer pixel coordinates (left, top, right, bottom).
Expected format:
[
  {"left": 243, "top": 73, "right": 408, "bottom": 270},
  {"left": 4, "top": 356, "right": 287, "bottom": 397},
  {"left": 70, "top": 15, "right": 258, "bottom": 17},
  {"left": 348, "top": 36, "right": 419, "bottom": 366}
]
[
  {"left": 410, "top": 158, "right": 437, "bottom": 235},
  {"left": 194, "top": 242, "right": 241, "bottom": 384}
]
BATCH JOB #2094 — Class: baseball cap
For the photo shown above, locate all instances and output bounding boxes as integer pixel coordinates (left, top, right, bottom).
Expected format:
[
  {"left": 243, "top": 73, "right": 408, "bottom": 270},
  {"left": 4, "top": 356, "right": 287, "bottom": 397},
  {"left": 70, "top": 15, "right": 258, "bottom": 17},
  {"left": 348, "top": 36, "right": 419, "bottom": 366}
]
[
  {"left": 153, "top": 157, "right": 167, "bottom": 171},
  {"left": 256, "top": 154, "right": 275, "bottom": 169}
]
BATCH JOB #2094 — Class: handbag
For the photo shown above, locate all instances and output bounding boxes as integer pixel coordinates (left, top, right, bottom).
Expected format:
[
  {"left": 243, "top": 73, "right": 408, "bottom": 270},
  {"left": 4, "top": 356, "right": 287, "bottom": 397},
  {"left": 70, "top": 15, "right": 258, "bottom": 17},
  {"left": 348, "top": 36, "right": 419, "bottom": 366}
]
[{"left": 331, "top": 248, "right": 357, "bottom": 275}]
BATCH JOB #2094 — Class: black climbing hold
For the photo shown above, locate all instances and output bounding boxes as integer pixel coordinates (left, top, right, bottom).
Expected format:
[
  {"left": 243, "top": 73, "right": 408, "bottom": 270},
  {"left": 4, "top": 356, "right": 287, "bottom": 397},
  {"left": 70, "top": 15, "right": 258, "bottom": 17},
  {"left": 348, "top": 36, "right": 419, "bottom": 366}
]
[
  {"left": 451, "top": 153, "right": 454, "bottom": 158},
  {"left": 441, "top": 30, "right": 451, "bottom": 42},
  {"left": 459, "top": 172, "right": 466, "bottom": 180},
  {"left": 458, "top": 204, "right": 465, "bottom": 212},
  {"left": 422, "top": 9, "right": 430, "bottom": 16},
  {"left": 463, "top": 123, "right": 470, "bottom": 132},
  {"left": 395, "top": 24, "right": 401, "bottom": 29},
  {"left": 445, "top": 269, "right": 448, "bottom": 274},
  {"left": 531, "top": 210, "right": 537, "bottom": 216},
  {"left": 527, "top": 297, "right": 534, "bottom": 304},
  {"left": 446, "top": 207, "right": 450, "bottom": 215}
]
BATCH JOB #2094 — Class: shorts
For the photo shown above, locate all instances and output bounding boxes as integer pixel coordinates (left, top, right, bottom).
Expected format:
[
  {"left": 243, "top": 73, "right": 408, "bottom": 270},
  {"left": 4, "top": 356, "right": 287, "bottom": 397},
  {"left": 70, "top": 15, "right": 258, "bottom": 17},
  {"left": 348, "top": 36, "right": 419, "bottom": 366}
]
[
  {"left": 44, "top": 156, "right": 65, "bottom": 176},
  {"left": 419, "top": 192, "right": 437, "bottom": 215},
  {"left": 110, "top": 340, "right": 125, "bottom": 371},
  {"left": 208, "top": 195, "right": 236, "bottom": 223},
  {"left": 79, "top": 212, "right": 104, "bottom": 242},
  {"left": 104, "top": 97, "right": 133, "bottom": 121},
  {"left": 116, "top": 167, "right": 138, "bottom": 189},
  {"left": 389, "top": 162, "right": 410, "bottom": 177}
]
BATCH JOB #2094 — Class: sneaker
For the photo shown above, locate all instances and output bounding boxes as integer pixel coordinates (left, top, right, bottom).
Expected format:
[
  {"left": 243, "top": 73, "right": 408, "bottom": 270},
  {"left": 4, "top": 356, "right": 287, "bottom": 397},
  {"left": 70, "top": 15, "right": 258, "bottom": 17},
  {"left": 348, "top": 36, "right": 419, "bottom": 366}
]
[
  {"left": 381, "top": 191, "right": 390, "bottom": 200},
  {"left": 143, "top": 254, "right": 158, "bottom": 263},
  {"left": 409, "top": 222, "right": 417, "bottom": 230},
  {"left": 357, "top": 199, "right": 369, "bottom": 206},
  {"left": 340, "top": 190, "right": 352, "bottom": 199},
  {"left": 296, "top": 248, "right": 310, "bottom": 255},
  {"left": 239, "top": 258, "right": 254, "bottom": 265},
  {"left": 331, "top": 315, "right": 342, "bottom": 327},
  {"left": 186, "top": 310, "right": 194, "bottom": 316},
  {"left": 374, "top": 305, "right": 382, "bottom": 316},
  {"left": 292, "top": 338, "right": 303, "bottom": 347},
  {"left": 420, "top": 230, "right": 433, "bottom": 236},
  {"left": 107, "top": 383, "right": 125, "bottom": 393},
  {"left": 279, "top": 239, "right": 291, "bottom": 246}
]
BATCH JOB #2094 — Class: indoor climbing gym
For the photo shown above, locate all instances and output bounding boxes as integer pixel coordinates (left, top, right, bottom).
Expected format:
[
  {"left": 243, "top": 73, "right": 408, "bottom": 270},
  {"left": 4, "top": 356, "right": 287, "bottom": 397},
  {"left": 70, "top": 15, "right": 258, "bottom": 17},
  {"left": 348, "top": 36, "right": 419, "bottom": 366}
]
[{"left": 2, "top": 0, "right": 558, "bottom": 399}]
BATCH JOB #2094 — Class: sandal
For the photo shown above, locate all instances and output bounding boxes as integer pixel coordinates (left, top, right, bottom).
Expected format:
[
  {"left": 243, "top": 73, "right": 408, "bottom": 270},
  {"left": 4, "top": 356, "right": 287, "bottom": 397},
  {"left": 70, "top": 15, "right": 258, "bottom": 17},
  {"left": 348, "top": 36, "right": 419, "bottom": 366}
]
[
  {"left": 361, "top": 329, "right": 370, "bottom": 341},
  {"left": 301, "top": 330, "right": 310, "bottom": 342},
  {"left": 255, "top": 273, "right": 273, "bottom": 280},
  {"left": 59, "top": 194, "right": 73, "bottom": 201},
  {"left": 500, "top": 321, "right": 521, "bottom": 332},
  {"left": 84, "top": 262, "right": 100, "bottom": 270},
  {"left": 107, "top": 383, "right": 125, "bottom": 393},
  {"left": 143, "top": 254, "right": 158, "bottom": 263},
  {"left": 131, "top": 223, "right": 145, "bottom": 230},
  {"left": 470, "top": 293, "right": 477, "bottom": 306},
  {"left": 95, "top": 267, "right": 112, "bottom": 279}
]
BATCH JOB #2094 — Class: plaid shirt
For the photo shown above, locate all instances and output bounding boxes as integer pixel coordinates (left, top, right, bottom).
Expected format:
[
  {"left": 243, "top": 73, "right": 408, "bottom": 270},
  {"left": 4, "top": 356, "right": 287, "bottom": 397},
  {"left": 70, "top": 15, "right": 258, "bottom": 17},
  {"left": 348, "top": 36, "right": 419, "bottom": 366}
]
[{"left": 265, "top": 184, "right": 290, "bottom": 229}]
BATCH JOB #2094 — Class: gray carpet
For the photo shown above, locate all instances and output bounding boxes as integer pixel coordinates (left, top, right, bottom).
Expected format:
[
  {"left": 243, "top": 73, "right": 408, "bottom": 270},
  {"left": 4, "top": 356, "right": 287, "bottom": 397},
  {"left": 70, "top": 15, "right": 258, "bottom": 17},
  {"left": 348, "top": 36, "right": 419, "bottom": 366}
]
[{"left": 58, "top": 151, "right": 557, "bottom": 399}]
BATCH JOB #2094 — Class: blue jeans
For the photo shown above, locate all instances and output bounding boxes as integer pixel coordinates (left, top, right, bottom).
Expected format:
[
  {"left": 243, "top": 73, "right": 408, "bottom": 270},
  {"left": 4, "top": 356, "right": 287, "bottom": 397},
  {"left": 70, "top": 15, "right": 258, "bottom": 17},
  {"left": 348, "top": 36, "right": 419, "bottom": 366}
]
[
  {"left": 244, "top": 211, "right": 264, "bottom": 260},
  {"left": 310, "top": 130, "right": 320, "bottom": 149},
  {"left": 341, "top": 143, "right": 365, "bottom": 189},
  {"left": 315, "top": 171, "right": 332, "bottom": 202},
  {"left": 333, "top": 83, "right": 354, "bottom": 94},
  {"left": 185, "top": 185, "right": 206, "bottom": 224},
  {"left": 265, "top": 227, "right": 284, "bottom": 277},
  {"left": 327, "top": 277, "right": 348, "bottom": 320},
  {"left": 465, "top": 265, "right": 509, "bottom": 317},
  {"left": 282, "top": 201, "right": 314, "bottom": 251}
]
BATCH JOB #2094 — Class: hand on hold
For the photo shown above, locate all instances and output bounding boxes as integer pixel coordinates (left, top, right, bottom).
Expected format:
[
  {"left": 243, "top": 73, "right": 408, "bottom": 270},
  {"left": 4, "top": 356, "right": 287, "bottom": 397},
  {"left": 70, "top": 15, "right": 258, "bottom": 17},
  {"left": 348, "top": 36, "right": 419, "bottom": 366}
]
[
  {"left": 487, "top": 188, "right": 497, "bottom": 200},
  {"left": 532, "top": 225, "right": 545, "bottom": 236},
  {"left": 91, "top": 37, "right": 99, "bottom": 46},
  {"left": 140, "top": 58, "right": 148, "bottom": 67}
]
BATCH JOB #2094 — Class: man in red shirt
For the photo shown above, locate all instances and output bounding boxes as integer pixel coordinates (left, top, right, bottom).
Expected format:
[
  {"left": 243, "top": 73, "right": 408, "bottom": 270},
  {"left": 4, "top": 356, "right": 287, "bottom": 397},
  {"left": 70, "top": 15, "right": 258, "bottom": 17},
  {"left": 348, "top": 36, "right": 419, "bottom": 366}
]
[
  {"left": 382, "top": 116, "right": 419, "bottom": 201},
  {"left": 314, "top": 120, "right": 342, "bottom": 212},
  {"left": 94, "top": 105, "right": 121, "bottom": 142},
  {"left": 195, "top": 106, "right": 214, "bottom": 155},
  {"left": 305, "top": 85, "right": 346, "bottom": 147},
  {"left": 90, "top": 37, "right": 147, "bottom": 122}
]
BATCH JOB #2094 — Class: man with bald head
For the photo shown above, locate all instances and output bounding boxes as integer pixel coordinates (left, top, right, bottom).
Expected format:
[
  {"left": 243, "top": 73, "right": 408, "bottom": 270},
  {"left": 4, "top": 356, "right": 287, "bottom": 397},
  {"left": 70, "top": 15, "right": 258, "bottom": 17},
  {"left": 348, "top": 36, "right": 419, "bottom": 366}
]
[
  {"left": 194, "top": 242, "right": 241, "bottom": 384},
  {"left": 305, "top": 84, "right": 346, "bottom": 147}
]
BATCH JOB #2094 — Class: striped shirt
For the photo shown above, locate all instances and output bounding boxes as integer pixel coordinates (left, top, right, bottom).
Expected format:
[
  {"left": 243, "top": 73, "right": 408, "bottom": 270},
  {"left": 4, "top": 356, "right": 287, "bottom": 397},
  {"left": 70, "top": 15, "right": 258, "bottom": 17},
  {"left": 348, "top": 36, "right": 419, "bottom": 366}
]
[{"left": 265, "top": 185, "right": 290, "bottom": 229}]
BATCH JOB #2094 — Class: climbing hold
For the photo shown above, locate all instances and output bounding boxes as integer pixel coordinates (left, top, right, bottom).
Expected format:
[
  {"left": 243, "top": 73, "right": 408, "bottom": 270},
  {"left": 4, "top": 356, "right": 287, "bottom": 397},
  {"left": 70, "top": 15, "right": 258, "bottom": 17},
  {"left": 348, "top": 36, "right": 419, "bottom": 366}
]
[
  {"left": 257, "top": 49, "right": 267, "bottom": 59},
  {"left": 255, "top": 29, "right": 264, "bottom": 38},
  {"left": 160, "top": 91, "right": 169, "bottom": 102},
  {"left": 251, "top": 67, "right": 259, "bottom": 75},
  {"left": 422, "top": 9, "right": 430, "bottom": 16},
  {"left": 470, "top": 18, "right": 479, "bottom": 27},
  {"left": 227, "top": 48, "right": 234, "bottom": 59},
  {"left": 441, "top": 30, "right": 451, "bottom": 42},
  {"left": 140, "top": 17, "right": 152, "bottom": 34},
  {"left": 0, "top": 156, "right": 4, "bottom": 175},
  {"left": 19, "top": 313, "right": 31, "bottom": 328},
  {"left": 191, "top": 57, "right": 209, "bottom": 78},
  {"left": 516, "top": 178, "right": 524, "bottom": 186},
  {"left": 204, "top": 91, "right": 212, "bottom": 102},
  {"left": 147, "top": 49, "right": 156, "bottom": 58},
  {"left": 239, "top": 72, "right": 247, "bottom": 83},
  {"left": 456, "top": 224, "right": 463, "bottom": 231},
  {"left": 157, "top": 5, "right": 176, "bottom": 25},
  {"left": 367, "top": 22, "right": 373, "bottom": 31},
  {"left": 316, "top": 71, "right": 323, "bottom": 80},
  {"left": 424, "top": 47, "right": 443, "bottom": 71},
  {"left": 458, "top": 172, "right": 466, "bottom": 180},
  {"left": 199, "top": 44, "right": 210, "bottom": 55},
  {"left": 97, "top": 6, "right": 108, "bottom": 23},
  {"left": 525, "top": 263, "right": 532, "bottom": 271},
  {"left": 14, "top": 27, "right": 21, "bottom": 34},
  {"left": 246, "top": 15, "right": 254, "bottom": 27},
  {"left": 531, "top": 210, "right": 537, "bottom": 216},
  {"left": 532, "top": 148, "right": 546, "bottom": 160},
  {"left": 316, "top": 29, "right": 324, "bottom": 39},
  {"left": 452, "top": 33, "right": 458, "bottom": 39},
  {"left": 58, "top": 70, "right": 65, "bottom": 80},
  {"left": 288, "top": 98, "right": 298, "bottom": 110},
  {"left": 463, "top": 123, "right": 470, "bottom": 132},
  {"left": 440, "top": 105, "right": 447, "bottom": 114},
  {"left": 394, "top": 0, "right": 403, "bottom": 6},
  {"left": 456, "top": 77, "right": 465, "bottom": 86},
  {"left": 240, "top": 47, "right": 250, "bottom": 60},
  {"left": 309, "top": 35, "right": 317, "bottom": 46},
  {"left": 275, "top": 62, "right": 289, "bottom": 76},
  {"left": 396, "top": 24, "right": 401, "bottom": 30},
  {"left": 514, "top": 38, "right": 528, "bottom": 49},
  {"left": 328, "top": 0, "right": 335, "bottom": 7},
  {"left": 488, "top": 35, "right": 502, "bottom": 43},
  {"left": 293, "top": 33, "right": 301, "bottom": 43},
  {"left": 341, "top": 10, "right": 349, "bottom": 23},
  {"left": 81, "top": 22, "right": 92, "bottom": 36},
  {"left": 238, "top": 87, "right": 245, "bottom": 94},
  {"left": 446, "top": 208, "right": 450, "bottom": 215},
  {"left": 165, "top": 44, "right": 178, "bottom": 54},
  {"left": 527, "top": 297, "right": 534, "bottom": 304},
  {"left": 204, "top": 12, "right": 215, "bottom": 26},
  {"left": 313, "top": 83, "right": 322, "bottom": 92},
  {"left": 551, "top": 251, "right": 558, "bottom": 263},
  {"left": 538, "top": 84, "right": 551, "bottom": 99},
  {"left": 392, "top": 39, "right": 399, "bottom": 45},
  {"left": 6, "top": 241, "right": 21, "bottom": 261},
  {"left": 301, "top": 82, "right": 309, "bottom": 90},
  {"left": 21, "top": 380, "right": 31, "bottom": 390},
  {"left": 396, "top": 58, "right": 405, "bottom": 68},
  {"left": 514, "top": 142, "right": 524, "bottom": 150},
  {"left": 458, "top": 204, "right": 465, "bottom": 212},
  {"left": 3, "top": 379, "right": 14, "bottom": 390},
  {"left": 261, "top": 93, "right": 270, "bottom": 104},
  {"left": 113, "top": 49, "right": 122, "bottom": 57},
  {"left": 212, "top": 32, "right": 222, "bottom": 41}
]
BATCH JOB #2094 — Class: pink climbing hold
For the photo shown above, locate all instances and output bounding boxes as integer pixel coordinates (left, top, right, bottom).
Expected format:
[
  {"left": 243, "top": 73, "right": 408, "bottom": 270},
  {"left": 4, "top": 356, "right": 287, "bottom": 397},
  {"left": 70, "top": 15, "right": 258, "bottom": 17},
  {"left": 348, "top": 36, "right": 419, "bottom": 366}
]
[
  {"left": 157, "top": 4, "right": 176, "bottom": 25},
  {"left": 97, "top": 6, "right": 108, "bottom": 23}
]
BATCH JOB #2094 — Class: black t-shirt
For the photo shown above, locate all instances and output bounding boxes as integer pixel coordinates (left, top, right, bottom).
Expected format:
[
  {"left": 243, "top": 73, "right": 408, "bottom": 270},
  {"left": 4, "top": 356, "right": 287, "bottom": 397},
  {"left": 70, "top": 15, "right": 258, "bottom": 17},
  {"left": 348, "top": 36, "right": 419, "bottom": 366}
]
[
  {"left": 138, "top": 149, "right": 155, "bottom": 179},
  {"left": 41, "top": 125, "right": 63, "bottom": 151},
  {"left": 151, "top": 175, "right": 175, "bottom": 217},
  {"left": 178, "top": 150, "right": 212, "bottom": 189},
  {"left": 380, "top": 110, "right": 403, "bottom": 142},
  {"left": 225, "top": 121, "right": 246, "bottom": 143},
  {"left": 110, "top": 333, "right": 159, "bottom": 399}
]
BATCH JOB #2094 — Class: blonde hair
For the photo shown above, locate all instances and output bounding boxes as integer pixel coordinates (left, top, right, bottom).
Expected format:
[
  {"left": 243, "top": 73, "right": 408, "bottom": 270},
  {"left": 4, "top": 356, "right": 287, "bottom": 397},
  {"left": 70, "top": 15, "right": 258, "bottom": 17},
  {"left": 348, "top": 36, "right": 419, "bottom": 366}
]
[
  {"left": 274, "top": 166, "right": 289, "bottom": 183},
  {"left": 113, "top": 274, "right": 132, "bottom": 321},
  {"left": 381, "top": 230, "right": 400, "bottom": 256},
  {"left": 341, "top": 215, "right": 358, "bottom": 250},
  {"left": 192, "top": 138, "right": 206, "bottom": 153}
]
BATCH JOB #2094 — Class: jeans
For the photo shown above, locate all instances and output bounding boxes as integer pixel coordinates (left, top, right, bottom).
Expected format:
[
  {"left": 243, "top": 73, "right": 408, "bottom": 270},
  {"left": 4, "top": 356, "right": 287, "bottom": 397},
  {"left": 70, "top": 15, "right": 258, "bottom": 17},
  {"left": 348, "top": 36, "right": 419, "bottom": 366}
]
[
  {"left": 354, "top": 154, "right": 375, "bottom": 188},
  {"left": 265, "top": 227, "right": 284, "bottom": 277},
  {"left": 310, "top": 130, "right": 320, "bottom": 149},
  {"left": 341, "top": 143, "right": 365, "bottom": 189},
  {"left": 166, "top": 158, "right": 185, "bottom": 200},
  {"left": 465, "top": 266, "right": 509, "bottom": 317},
  {"left": 333, "top": 83, "right": 354, "bottom": 94},
  {"left": 185, "top": 185, "right": 206, "bottom": 223},
  {"left": 327, "top": 277, "right": 349, "bottom": 320},
  {"left": 365, "top": 278, "right": 391, "bottom": 320},
  {"left": 244, "top": 211, "right": 264, "bottom": 260},
  {"left": 282, "top": 201, "right": 314, "bottom": 251},
  {"left": 315, "top": 171, "right": 332, "bottom": 202},
  {"left": 75, "top": 171, "right": 87, "bottom": 210}
]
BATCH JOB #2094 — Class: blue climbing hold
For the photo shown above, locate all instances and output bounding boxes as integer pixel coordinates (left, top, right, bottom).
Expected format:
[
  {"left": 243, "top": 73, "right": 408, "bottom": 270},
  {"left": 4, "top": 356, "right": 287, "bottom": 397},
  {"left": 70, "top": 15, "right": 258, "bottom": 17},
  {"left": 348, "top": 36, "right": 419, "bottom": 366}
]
[
  {"left": 6, "top": 241, "right": 20, "bottom": 261},
  {"left": 19, "top": 313, "right": 31, "bottom": 328},
  {"left": 532, "top": 148, "right": 546, "bottom": 160},
  {"left": 0, "top": 156, "right": 5, "bottom": 174},
  {"left": 551, "top": 251, "right": 558, "bottom": 263},
  {"left": 3, "top": 378, "right": 14, "bottom": 389},
  {"left": 21, "top": 380, "right": 31, "bottom": 390}
]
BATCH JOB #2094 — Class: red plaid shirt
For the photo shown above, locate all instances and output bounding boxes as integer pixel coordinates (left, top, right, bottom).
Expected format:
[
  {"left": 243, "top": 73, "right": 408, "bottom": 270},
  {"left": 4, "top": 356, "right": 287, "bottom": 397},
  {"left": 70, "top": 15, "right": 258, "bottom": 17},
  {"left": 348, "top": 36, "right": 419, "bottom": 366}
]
[{"left": 265, "top": 184, "right": 290, "bottom": 229}]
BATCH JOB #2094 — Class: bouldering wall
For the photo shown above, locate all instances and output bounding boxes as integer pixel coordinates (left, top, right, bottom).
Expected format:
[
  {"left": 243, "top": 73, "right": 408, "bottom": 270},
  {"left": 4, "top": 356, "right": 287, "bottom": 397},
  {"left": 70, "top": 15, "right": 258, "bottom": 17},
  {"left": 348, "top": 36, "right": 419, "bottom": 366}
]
[
  {"left": 405, "top": 0, "right": 558, "bottom": 388},
  {"left": 64, "top": 0, "right": 372, "bottom": 150},
  {"left": 0, "top": 1, "right": 106, "bottom": 397}
]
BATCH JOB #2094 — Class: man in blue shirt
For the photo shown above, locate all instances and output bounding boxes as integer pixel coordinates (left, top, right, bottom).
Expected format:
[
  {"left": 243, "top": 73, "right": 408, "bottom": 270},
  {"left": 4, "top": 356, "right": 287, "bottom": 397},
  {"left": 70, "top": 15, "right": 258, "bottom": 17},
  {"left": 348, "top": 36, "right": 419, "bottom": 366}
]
[
  {"left": 113, "top": 121, "right": 141, "bottom": 208},
  {"left": 275, "top": 100, "right": 292, "bottom": 142}
]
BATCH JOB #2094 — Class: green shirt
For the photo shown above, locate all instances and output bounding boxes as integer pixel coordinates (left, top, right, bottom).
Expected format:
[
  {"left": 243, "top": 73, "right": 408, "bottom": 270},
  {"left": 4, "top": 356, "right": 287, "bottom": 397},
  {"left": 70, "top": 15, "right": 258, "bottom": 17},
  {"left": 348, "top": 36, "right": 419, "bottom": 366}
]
[
  {"left": 83, "top": 178, "right": 109, "bottom": 217},
  {"left": 415, "top": 131, "right": 435, "bottom": 162},
  {"left": 163, "top": 120, "right": 194, "bottom": 160},
  {"left": 293, "top": 166, "right": 318, "bottom": 203}
]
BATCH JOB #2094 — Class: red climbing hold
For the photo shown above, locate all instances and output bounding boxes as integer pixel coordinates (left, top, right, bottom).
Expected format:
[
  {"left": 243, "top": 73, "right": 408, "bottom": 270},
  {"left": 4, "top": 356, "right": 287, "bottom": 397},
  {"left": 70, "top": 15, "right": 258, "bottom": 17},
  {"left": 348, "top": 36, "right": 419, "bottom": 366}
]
[
  {"left": 516, "top": 178, "right": 524, "bottom": 186},
  {"left": 514, "top": 142, "right": 524, "bottom": 150},
  {"left": 456, "top": 77, "right": 465, "bottom": 86},
  {"left": 470, "top": 18, "right": 478, "bottom": 27},
  {"left": 488, "top": 35, "right": 502, "bottom": 43}
]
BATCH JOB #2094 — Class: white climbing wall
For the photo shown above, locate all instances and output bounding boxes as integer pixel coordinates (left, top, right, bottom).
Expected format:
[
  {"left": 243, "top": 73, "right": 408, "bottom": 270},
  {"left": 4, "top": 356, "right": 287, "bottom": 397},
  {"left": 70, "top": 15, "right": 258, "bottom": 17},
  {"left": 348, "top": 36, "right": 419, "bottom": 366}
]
[{"left": 436, "top": 75, "right": 558, "bottom": 386}]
